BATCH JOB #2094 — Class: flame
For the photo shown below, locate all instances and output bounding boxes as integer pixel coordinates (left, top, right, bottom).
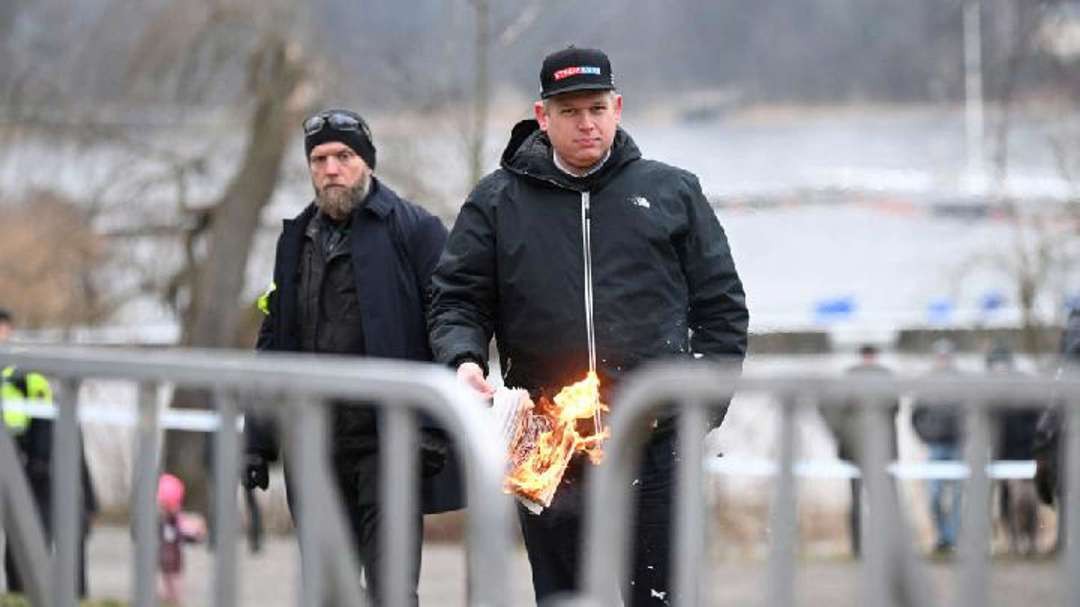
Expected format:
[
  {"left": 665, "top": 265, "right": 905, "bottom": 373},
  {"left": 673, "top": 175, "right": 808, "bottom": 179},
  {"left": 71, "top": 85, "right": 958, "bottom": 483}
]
[{"left": 504, "top": 372, "right": 609, "bottom": 505}]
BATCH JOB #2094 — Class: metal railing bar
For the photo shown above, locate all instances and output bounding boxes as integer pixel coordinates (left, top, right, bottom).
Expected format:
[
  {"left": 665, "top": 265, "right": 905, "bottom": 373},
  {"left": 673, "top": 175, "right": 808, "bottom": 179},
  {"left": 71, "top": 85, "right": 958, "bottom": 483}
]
[
  {"left": 381, "top": 403, "right": 418, "bottom": 607},
  {"left": 132, "top": 381, "right": 160, "bottom": 607},
  {"left": 859, "top": 401, "right": 893, "bottom": 607},
  {"left": 52, "top": 377, "right": 82, "bottom": 607},
  {"left": 292, "top": 395, "right": 327, "bottom": 607},
  {"left": 958, "top": 401, "right": 991, "bottom": 607},
  {"left": 1064, "top": 397, "right": 1080, "bottom": 607},
  {"left": 707, "top": 457, "right": 1037, "bottom": 480},
  {"left": 765, "top": 395, "right": 797, "bottom": 607},
  {"left": 322, "top": 473, "right": 368, "bottom": 607},
  {"left": 583, "top": 419, "right": 651, "bottom": 605},
  {"left": 211, "top": 389, "right": 239, "bottom": 607},
  {"left": 674, "top": 401, "right": 707, "bottom": 607},
  {"left": 6, "top": 347, "right": 1080, "bottom": 406}
]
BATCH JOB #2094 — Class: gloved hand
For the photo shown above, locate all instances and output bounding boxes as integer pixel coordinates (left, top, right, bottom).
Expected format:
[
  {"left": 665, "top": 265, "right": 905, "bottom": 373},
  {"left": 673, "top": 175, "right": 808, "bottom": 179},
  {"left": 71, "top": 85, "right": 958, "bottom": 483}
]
[
  {"left": 419, "top": 429, "right": 449, "bottom": 478},
  {"left": 242, "top": 454, "right": 270, "bottom": 491}
]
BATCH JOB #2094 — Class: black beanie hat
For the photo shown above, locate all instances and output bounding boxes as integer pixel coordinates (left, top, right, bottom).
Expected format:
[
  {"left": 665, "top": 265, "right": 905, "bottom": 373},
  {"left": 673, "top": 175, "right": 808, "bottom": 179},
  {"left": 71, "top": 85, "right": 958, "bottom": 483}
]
[{"left": 303, "top": 109, "right": 377, "bottom": 170}]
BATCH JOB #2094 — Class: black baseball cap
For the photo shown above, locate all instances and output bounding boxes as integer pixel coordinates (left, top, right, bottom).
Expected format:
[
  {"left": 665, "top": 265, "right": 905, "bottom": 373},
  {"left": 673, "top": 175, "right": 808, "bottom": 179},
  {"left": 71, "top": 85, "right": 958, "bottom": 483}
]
[{"left": 539, "top": 46, "right": 616, "bottom": 99}]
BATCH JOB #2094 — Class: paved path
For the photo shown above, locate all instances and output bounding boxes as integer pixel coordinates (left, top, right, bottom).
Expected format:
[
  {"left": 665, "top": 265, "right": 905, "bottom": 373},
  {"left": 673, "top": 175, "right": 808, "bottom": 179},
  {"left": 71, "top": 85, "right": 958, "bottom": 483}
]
[{"left": 84, "top": 525, "right": 1063, "bottom": 606}]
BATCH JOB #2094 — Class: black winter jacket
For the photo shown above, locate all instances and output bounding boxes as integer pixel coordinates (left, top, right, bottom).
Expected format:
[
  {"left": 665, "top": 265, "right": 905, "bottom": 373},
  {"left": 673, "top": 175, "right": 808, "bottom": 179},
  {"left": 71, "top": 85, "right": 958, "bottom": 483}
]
[
  {"left": 429, "top": 120, "right": 748, "bottom": 406},
  {"left": 247, "top": 178, "right": 463, "bottom": 513}
]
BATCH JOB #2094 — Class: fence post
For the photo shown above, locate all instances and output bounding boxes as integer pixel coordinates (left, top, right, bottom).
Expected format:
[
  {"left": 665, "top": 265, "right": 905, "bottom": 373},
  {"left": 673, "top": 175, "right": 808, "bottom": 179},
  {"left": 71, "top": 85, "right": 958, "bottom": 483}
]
[
  {"left": 52, "top": 377, "right": 82, "bottom": 607},
  {"left": 212, "top": 389, "right": 240, "bottom": 607},
  {"left": 766, "top": 395, "right": 797, "bottom": 607},
  {"left": 674, "top": 400, "right": 708, "bottom": 606},
  {"left": 292, "top": 394, "right": 328, "bottom": 606},
  {"left": 380, "top": 402, "right": 419, "bottom": 607},
  {"left": 1064, "top": 394, "right": 1080, "bottom": 607},
  {"left": 958, "top": 399, "right": 991, "bottom": 607},
  {"left": 132, "top": 381, "right": 161, "bottom": 607}
]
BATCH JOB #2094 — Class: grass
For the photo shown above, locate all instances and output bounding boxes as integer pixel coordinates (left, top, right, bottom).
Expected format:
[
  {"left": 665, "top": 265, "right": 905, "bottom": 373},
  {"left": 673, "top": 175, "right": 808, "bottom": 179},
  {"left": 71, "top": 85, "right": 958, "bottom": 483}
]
[{"left": 1, "top": 595, "right": 126, "bottom": 607}]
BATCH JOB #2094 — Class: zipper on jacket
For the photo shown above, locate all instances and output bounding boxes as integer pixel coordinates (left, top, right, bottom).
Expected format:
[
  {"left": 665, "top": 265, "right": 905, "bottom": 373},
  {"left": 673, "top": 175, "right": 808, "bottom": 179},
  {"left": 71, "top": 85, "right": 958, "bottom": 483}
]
[{"left": 580, "top": 191, "right": 602, "bottom": 433}]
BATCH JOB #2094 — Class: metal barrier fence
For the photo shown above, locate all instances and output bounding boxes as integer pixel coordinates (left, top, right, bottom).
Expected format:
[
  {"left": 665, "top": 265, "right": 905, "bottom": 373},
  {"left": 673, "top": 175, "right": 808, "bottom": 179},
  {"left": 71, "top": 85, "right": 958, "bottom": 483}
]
[
  {"left": 3, "top": 347, "right": 1078, "bottom": 607},
  {"left": 575, "top": 363, "right": 1080, "bottom": 607},
  {"left": 0, "top": 345, "right": 511, "bottom": 607}
]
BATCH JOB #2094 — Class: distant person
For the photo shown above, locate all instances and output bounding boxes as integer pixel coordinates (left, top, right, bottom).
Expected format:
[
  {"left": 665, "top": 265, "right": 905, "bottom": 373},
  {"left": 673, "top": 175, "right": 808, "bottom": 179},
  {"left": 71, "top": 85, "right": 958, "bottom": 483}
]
[
  {"left": 242, "top": 109, "right": 462, "bottom": 604},
  {"left": 911, "top": 338, "right": 964, "bottom": 554},
  {"left": 985, "top": 342, "right": 1041, "bottom": 555},
  {"left": 157, "top": 473, "right": 206, "bottom": 604},
  {"left": 1033, "top": 308, "right": 1080, "bottom": 549},
  {"left": 0, "top": 308, "right": 99, "bottom": 597},
  {"left": 819, "top": 344, "right": 899, "bottom": 556}
]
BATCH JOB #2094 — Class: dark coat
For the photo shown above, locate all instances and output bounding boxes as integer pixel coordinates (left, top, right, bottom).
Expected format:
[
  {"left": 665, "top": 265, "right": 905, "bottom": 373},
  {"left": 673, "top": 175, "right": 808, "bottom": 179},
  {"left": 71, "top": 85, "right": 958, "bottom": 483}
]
[
  {"left": 820, "top": 362, "right": 899, "bottom": 461},
  {"left": 428, "top": 121, "right": 748, "bottom": 410},
  {"left": 911, "top": 367, "right": 964, "bottom": 445},
  {"left": 1034, "top": 309, "right": 1080, "bottom": 504},
  {"left": 990, "top": 369, "right": 1042, "bottom": 461},
  {"left": 247, "top": 178, "right": 463, "bottom": 514}
]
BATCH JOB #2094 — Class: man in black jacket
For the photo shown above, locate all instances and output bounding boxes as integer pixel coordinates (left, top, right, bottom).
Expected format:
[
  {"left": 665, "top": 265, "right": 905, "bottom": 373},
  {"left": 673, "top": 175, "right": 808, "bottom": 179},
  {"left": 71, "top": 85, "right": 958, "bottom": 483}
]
[
  {"left": 242, "top": 110, "right": 462, "bottom": 605},
  {"left": 429, "top": 47, "right": 748, "bottom": 605}
]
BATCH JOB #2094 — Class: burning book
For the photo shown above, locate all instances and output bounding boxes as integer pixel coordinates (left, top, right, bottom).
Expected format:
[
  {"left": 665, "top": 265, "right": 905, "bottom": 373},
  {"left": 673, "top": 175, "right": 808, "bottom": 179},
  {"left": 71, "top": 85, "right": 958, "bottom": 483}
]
[{"left": 490, "top": 372, "right": 608, "bottom": 514}]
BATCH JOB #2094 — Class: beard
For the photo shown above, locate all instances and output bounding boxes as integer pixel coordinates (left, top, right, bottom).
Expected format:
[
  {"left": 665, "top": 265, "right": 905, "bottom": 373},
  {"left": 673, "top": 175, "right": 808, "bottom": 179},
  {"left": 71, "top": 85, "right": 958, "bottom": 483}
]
[{"left": 314, "top": 173, "right": 371, "bottom": 221}]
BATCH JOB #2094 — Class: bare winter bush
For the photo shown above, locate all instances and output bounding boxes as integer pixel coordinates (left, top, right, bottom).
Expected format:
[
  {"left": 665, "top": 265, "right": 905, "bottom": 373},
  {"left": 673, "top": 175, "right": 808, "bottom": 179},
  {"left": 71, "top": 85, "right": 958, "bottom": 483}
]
[{"left": 0, "top": 190, "right": 110, "bottom": 328}]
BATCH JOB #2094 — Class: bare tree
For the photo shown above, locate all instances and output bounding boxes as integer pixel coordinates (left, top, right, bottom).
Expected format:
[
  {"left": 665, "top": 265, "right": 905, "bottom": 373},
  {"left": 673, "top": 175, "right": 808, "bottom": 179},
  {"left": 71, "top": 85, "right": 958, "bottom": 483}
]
[
  {"left": 114, "top": 0, "right": 316, "bottom": 510},
  {"left": 464, "top": 0, "right": 545, "bottom": 188},
  {"left": 0, "top": 191, "right": 111, "bottom": 329}
]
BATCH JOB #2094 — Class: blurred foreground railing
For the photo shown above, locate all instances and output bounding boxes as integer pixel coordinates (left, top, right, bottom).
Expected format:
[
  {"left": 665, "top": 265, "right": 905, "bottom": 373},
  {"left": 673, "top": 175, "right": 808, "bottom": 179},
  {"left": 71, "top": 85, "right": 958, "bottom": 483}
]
[
  {"left": 573, "top": 363, "right": 1080, "bottom": 607},
  {"left": 3, "top": 347, "right": 1078, "bottom": 607},
  {"left": 0, "top": 345, "right": 511, "bottom": 607}
]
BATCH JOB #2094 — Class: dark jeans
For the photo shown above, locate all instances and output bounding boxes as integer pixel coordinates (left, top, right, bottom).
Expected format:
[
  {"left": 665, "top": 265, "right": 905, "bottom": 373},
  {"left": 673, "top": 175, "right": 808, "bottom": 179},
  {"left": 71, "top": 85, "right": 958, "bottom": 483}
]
[{"left": 517, "top": 431, "right": 676, "bottom": 606}]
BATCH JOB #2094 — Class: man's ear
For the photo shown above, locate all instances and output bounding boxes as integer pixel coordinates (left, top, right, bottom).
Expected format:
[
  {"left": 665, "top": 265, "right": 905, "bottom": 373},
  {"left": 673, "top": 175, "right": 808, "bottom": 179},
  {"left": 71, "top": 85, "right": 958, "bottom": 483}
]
[{"left": 534, "top": 100, "right": 548, "bottom": 131}]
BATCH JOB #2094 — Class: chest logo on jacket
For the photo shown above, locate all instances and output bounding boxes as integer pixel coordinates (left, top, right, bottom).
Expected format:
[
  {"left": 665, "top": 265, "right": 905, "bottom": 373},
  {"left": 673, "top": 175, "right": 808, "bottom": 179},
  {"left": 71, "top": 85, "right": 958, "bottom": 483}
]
[{"left": 629, "top": 195, "right": 651, "bottom": 210}]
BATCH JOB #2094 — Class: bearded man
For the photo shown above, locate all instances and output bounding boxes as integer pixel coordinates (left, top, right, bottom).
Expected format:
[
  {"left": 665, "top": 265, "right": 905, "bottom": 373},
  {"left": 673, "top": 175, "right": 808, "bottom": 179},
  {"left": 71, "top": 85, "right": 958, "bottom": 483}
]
[{"left": 243, "top": 109, "right": 462, "bottom": 605}]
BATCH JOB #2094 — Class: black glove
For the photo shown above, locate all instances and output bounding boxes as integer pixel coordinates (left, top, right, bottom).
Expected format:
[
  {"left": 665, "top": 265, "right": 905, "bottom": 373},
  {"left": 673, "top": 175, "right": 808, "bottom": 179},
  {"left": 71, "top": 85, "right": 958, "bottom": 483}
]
[
  {"left": 418, "top": 429, "right": 449, "bottom": 478},
  {"left": 242, "top": 454, "right": 270, "bottom": 491}
]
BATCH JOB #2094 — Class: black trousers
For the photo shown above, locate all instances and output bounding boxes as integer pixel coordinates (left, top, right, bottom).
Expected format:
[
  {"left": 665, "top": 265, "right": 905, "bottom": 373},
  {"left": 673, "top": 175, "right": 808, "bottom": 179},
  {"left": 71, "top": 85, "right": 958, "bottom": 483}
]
[
  {"left": 517, "top": 431, "right": 676, "bottom": 606},
  {"left": 305, "top": 454, "right": 423, "bottom": 606}
]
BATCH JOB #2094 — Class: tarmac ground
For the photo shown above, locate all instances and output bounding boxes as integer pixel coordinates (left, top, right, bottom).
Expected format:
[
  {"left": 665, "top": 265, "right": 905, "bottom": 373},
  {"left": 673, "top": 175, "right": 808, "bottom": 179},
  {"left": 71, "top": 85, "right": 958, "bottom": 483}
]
[{"left": 80, "top": 524, "right": 1064, "bottom": 606}]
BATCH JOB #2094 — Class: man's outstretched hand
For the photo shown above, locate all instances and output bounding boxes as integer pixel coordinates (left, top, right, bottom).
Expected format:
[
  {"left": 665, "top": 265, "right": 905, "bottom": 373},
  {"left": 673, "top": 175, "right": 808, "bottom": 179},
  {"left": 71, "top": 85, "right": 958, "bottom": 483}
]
[{"left": 457, "top": 361, "right": 495, "bottom": 400}]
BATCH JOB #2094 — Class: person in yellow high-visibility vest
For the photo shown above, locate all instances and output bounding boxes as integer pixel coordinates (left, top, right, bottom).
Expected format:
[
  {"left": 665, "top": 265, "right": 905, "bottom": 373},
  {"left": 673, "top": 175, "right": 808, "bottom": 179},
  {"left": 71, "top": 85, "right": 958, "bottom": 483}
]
[{"left": 0, "top": 308, "right": 97, "bottom": 597}]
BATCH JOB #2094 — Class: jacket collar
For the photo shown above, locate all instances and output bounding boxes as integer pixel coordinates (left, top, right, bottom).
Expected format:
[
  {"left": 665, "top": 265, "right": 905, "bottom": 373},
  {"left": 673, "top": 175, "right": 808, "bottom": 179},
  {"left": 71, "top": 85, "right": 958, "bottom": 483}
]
[
  {"left": 361, "top": 177, "right": 393, "bottom": 219},
  {"left": 499, "top": 119, "right": 641, "bottom": 192}
]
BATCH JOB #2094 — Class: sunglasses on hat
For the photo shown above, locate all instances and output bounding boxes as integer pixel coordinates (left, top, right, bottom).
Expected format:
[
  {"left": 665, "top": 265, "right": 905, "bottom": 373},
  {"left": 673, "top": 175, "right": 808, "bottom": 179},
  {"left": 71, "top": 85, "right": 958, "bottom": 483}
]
[{"left": 302, "top": 111, "right": 370, "bottom": 139}]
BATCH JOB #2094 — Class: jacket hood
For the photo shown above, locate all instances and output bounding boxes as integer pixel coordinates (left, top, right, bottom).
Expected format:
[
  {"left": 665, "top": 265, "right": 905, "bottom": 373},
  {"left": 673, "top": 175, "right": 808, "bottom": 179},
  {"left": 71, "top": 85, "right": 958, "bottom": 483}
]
[{"left": 499, "top": 119, "right": 641, "bottom": 192}]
